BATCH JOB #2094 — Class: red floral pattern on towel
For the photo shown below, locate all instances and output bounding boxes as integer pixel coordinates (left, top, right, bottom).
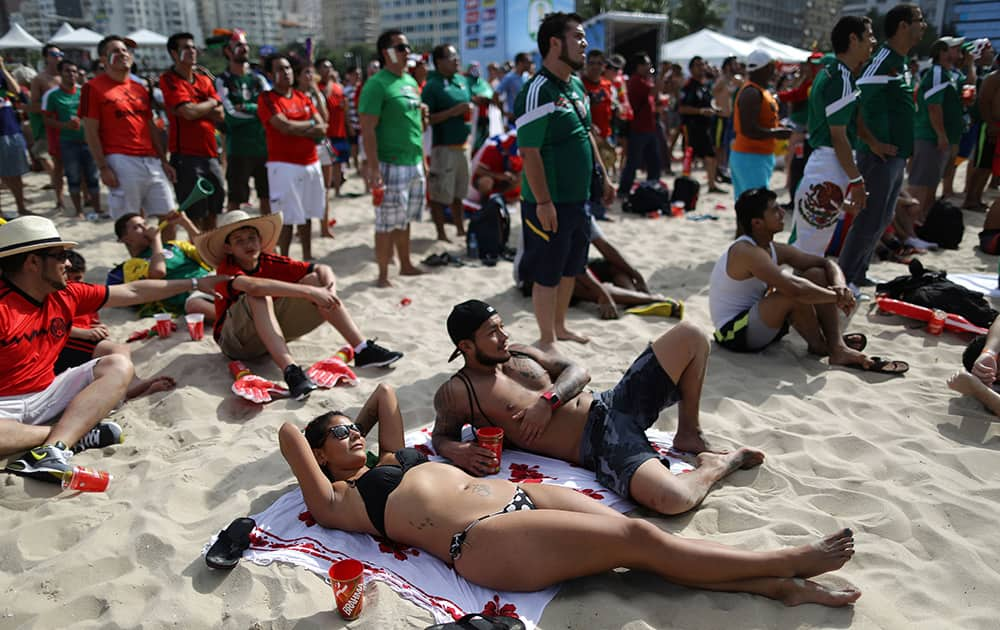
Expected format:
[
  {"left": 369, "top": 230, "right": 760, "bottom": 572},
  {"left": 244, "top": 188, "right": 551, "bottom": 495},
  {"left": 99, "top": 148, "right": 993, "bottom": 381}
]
[
  {"left": 507, "top": 463, "right": 554, "bottom": 483},
  {"left": 371, "top": 535, "right": 422, "bottom": 561},
  {"left": 298, "top": 510, "right": 316, "bottom": 527},
  {"left": 482, "top": 594, "right": 519, "bottom": 618}
]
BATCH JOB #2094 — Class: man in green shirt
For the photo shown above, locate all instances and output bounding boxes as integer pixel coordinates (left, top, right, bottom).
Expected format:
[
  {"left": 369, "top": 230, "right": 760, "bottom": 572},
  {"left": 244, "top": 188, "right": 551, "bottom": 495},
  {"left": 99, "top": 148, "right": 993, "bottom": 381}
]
[
  {"left": 359, "top": 29, "right": 427, "bottom": 288},
  {"left": 422, "top": 44, "right": 472, "bottom": 242},
  {"left": 215, "top": 29, "right": 271, "bottom": 214},
  {"left": 515, "top": 12, "right": 615, "bottom": 348},
  {"left": 790, "top": 16, "right": 876, "bottom": 256},
  {"left": 42, "top": 59, "right": 101, "bottom": 219},
  {"left": 836, "top": 3, "right": 925, "bottom": 295}
]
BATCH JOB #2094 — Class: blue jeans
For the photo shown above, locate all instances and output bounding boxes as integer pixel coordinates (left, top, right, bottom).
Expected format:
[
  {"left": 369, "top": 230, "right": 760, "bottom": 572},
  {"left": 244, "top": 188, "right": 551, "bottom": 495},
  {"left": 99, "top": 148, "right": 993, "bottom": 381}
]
[
  {"left": 619, "top": 130, "right": 662, "bottom": 196},
  {"left": 59, "top": 139, "right": 98, "bottom": 194},
  {"left": 836, "top": 151, "right": 906, "bottom": 285}
]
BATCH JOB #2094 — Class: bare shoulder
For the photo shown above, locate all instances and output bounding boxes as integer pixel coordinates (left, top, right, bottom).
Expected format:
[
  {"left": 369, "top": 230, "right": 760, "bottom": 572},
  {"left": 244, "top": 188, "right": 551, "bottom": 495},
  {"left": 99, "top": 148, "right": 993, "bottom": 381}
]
[{"left": 432, "top": 376, "right": 470, "bottom": 437}]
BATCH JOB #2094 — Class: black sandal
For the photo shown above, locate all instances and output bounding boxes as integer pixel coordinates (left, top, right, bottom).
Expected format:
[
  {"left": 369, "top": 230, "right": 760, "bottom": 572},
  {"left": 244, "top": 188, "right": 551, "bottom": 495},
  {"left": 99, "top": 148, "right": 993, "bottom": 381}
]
[
  {"left": 425, "top": 613, "right": 525, "bottom": 630},
  {"left": 205, "top": 517, "right": 256, "bottom": 570}
]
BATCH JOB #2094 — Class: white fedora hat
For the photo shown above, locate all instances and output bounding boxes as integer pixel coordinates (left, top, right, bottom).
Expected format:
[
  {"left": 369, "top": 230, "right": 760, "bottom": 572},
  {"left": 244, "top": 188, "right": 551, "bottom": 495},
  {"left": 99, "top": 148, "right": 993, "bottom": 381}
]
[
  {"left": 194, "top": 211, "right": 283, "bottom": 268},
  {"left": 0, "top": 216, "right": 78, "bottom": 258}
]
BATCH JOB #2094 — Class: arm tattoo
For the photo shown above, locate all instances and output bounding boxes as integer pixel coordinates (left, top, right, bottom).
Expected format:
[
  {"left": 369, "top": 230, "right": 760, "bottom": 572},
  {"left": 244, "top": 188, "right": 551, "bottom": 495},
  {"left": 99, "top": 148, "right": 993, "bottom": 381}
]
[{"left": 432, "top": 383, "right": 468, "bottom": 447}]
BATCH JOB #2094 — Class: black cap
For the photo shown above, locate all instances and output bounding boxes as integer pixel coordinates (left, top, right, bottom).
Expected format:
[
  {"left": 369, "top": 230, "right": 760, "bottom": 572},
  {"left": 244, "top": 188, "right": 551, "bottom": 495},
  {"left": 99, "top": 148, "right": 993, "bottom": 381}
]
[{"left": 447, "top": 300, "right": 497, "bottom": 361}]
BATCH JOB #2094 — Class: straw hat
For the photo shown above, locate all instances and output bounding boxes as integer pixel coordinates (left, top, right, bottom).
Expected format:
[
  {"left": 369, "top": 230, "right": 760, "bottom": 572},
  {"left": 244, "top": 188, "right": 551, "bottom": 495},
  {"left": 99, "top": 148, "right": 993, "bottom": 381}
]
[
  {"left": 0, "top": 216, "right": 78, "bottom": 258},
  {"left": 194, "top": 211, "right": 283, "bottom": 268}
]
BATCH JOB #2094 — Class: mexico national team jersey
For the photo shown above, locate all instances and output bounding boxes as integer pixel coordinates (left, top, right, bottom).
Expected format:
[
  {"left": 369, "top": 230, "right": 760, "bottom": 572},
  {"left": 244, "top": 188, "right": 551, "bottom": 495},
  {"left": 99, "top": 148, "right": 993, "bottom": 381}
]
[
  {"left": 514, "top": 67, "right": 593, "bottom": 204},
  {"left": 914, "top": 65, "right": 965, "bottom": 145},
  {"left": 212, "top": 252, "right": 314, "bottom": 340},
  {"left": 856, "top": 44, "right": 915, "bottom": 158},
  {"left": 0, "top": 280, "right": 108, "bottom": 396},
  {"left": 807, "top": 59, "right": 860, "bottom": 150}
]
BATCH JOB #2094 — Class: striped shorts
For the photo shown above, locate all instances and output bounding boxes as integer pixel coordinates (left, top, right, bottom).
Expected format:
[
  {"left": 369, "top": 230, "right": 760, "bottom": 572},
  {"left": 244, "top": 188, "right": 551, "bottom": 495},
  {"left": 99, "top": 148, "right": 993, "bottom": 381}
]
[{"left": 376, "top": 162, "right": 425, "bottom": 232}]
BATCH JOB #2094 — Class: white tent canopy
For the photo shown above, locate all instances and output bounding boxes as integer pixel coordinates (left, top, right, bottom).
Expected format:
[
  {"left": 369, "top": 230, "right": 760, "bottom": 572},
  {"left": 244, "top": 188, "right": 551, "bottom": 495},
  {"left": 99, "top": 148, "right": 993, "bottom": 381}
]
[
  {"left": 660, "top": 29, "right": 755, "bottom": 65},
  {"left": 126, "top": 28, "right": 168, "bottom": 47},
  {"left": 749, "top": 36, "right": 814, "bottom": 63},
  {"left": 0, "top": 23, "right": 44, "bottom": 50},
  {"left": 51, "top": 23, "right": 75, "bottom": 41},
  {"left": 48, "top": 27, "right": 103, "bottom": 48}
]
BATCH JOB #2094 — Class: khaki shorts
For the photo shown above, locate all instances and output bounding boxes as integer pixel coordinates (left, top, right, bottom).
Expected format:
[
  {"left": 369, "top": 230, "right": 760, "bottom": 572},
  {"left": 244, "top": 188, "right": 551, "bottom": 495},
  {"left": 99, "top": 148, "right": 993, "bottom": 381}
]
[
  {"left": 218, "top": 294, "right": 325, "bottom": 360},
  {"left": 0, "top": 358, "right": 99, "bottom": 425},
  {"left": 30, "top": 135, "right": 51, "bottom": 160},
  {"left": 428, "top": 145, "right": 470, "bottom": 204}
]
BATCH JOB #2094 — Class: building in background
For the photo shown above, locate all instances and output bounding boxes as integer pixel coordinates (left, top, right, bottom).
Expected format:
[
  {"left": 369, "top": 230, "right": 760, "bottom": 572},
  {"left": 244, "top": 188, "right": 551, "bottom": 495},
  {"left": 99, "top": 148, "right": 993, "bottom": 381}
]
[
  {"left": 716, "top": 0, "right": 807, "bottom": 47},
  {"left": 323, "top": 0, "right": 379, "bottom": 49},
  {"left": 840, "top": 0, "right": 959, "bottom": 34},
  {"left": 950, "top": 0, "right": 999, "bottom": 42},
  {"left": 379, "top": 0, "right": 458, "bottom": 51}
]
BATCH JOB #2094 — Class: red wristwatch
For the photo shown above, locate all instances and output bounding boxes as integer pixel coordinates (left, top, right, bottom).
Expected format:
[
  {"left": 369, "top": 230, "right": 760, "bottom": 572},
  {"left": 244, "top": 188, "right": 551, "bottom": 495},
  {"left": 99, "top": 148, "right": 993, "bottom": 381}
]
[{"left": 541, "top": 390, "right": 561, "bottom": 410}]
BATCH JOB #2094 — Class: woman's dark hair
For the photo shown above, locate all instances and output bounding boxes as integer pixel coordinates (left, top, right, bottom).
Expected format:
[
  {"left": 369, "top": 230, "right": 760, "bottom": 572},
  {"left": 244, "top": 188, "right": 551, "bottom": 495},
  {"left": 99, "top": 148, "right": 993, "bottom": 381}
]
[
  {"left": 735, "top": 188, "right": 777, "bottom": 236},
  {"left": 304, "top": 410, "right": 351, "bottom": 481},
  {"left": 962, "top": 335, "right": 987, "bottom": 372}
]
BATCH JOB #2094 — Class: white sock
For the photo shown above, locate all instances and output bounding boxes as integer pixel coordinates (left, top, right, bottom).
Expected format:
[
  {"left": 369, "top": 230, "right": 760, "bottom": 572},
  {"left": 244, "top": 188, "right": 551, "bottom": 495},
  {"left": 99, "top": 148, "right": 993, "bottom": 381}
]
[{"left": 353, "top": 340, "right": 368, "bottom": 354}]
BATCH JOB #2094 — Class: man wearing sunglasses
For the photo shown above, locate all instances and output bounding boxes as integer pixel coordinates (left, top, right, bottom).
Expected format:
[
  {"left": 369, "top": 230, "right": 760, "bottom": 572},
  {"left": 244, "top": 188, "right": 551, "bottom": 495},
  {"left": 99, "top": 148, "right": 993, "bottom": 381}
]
[
  {"left": 0, "top": 216, "right": 228, "bottom": 485},
  {"left": 359, "top": 29, "right": 428, "bottom": 287}
]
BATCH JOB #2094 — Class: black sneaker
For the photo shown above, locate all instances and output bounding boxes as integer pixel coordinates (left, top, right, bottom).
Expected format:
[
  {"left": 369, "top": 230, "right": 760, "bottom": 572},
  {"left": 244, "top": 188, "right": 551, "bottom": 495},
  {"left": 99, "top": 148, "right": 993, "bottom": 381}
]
[
  {"left": 71, "top": 421, "right": 123, "bottom": 454},
  {"left": 283, "top": 364, "right": 317, "bottom": 401},
  {"left": 354, "top": 339, "right": 403, "bottom": 368},
  {"left": 5, "top": 442, "right": 73, "bottom": 484}
]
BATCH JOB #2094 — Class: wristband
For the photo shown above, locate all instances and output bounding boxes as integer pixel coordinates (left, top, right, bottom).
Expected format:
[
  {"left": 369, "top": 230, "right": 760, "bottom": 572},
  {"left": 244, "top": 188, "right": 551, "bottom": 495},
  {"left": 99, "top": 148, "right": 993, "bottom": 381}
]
[
  {"left": 190, "top": 277, "right": 198, "bottom": 291},
  {"left": 982, "top": 349, "right": 997, "bottom": 358},
  {"left": 849, "top": 175, "right": 864, "bottom": 184},
  {"left": 541, "top": 390, "right": 561, "bottom": 410}
]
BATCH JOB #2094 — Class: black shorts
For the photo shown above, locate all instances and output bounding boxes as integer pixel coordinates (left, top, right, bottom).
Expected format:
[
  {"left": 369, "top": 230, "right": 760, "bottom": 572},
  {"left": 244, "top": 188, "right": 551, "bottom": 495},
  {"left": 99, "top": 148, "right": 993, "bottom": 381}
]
[
  {"left": 588, "top": 258, "right": 614, "bottom": 283},
  {"left": 972, "top": 123, "right": 997, "bottom": 170},
  {"left": 170, "top": 154, "right": 225, "bottom": 219},
  {"left": 579, "top": 346, "right": 682, "bottom": 498},
  {"left": 686, "top": 121, "right": 715, "bottom": 158},
  {"left": 226, "top": 154, "right": 269, "bottom": 206},
  {"left": 518, "top": 201, "right": 590, "bottom": 287},
  {"left": 979, "top": 228, "right": 1000, "bottom": 254}
]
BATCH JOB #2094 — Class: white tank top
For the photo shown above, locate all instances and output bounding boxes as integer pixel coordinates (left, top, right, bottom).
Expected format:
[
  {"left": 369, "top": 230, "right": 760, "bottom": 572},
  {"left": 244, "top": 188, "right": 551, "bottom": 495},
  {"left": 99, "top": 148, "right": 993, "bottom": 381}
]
[{"left": 709, "top": 235, "right": 777, "bottom": 329}]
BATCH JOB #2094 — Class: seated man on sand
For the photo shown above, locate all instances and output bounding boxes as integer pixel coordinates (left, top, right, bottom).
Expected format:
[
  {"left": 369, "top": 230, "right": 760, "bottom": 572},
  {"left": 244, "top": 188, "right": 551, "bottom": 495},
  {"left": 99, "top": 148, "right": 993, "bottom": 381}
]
[
  {"left": 947, "top": 320, "right": 1000, "bottom": 415},
  {"left": 108, "top": 211, "right": 216, "bottom": 322},
  {"left": 0, "top": 216, "right": 225, "bottom": 483},
  {"left": 708, "top": 188, "right": 908, "bottom": 374},
  {"left": 432, "top": 299, "right": 765, "bottom": 515},
  {"left": 194, "top": 211, "right": 404, "bottom": 401}
]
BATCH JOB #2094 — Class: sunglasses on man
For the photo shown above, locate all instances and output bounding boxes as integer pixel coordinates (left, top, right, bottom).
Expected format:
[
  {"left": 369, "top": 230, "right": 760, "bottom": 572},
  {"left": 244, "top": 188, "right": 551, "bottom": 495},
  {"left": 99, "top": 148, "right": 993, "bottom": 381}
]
[{"left": 36, "top": 249, "right": 73, "bottom": 262}]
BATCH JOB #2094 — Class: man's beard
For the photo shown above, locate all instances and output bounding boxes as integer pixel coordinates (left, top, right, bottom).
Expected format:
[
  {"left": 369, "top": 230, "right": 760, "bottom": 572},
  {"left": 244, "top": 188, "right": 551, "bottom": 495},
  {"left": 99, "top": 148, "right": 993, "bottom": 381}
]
[
  {"left": 560, "top": 50, "right": 583, "bottom": 71},
  {"left": 474, "top": 347, "right": 511, "bottom": 366}
]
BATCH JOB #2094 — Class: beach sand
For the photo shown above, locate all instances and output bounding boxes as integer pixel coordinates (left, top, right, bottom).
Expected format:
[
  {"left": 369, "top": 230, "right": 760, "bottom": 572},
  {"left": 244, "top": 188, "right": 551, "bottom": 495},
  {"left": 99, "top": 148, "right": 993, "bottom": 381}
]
[{"left": 1, "top": 165, "right": 998, "bottom": 629}]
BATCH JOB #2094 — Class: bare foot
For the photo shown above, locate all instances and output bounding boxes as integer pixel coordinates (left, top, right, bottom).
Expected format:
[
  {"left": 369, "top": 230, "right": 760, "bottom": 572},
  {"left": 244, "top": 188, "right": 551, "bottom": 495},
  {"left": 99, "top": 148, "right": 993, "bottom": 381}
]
[
  {"left": 321, "top": 229, "right": 335, "bottom": 239},
  {"left": 695, "top": 447, "right": 765, "bottom": 477},
  {"left": 126, "top": 376, "right": 176, "bottom": 400},
  {"left": 555, "top": 328, "right": 590, "bottom": 344},
  {"left": 376, "top": 277, "right": 393, "bottom": 288},
  {"left": 400, "top": 266, "right": 425, "bottom": 276},
  {"left": 947, "top": 371, "right": 985, "bottom": 396},
  {"left": 828, "top": 346, "right": 869, "bottom": 369},
  {"left": 777, "top": 578, "right": 862, "bottom": 607},
  {"left": 786, "top": 529, "right": 855, "bottom": 578}
]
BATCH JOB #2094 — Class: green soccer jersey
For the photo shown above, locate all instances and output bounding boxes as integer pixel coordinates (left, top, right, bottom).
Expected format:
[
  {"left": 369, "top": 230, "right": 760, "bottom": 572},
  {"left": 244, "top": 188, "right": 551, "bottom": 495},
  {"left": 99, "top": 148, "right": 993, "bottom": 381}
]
[
  {"left": 857, "top": 44, "right": 915, "bottom": 158},
  {"left": 216, "top": 70, "right": 269, "bottom": 158},
  {"left": 914, "top": 65, "right": 965, "bottom": 145},
  {"left": 117, "top": 241, "right": 211, "bottom": 315},
  {"left": 358, "top": 69, "right": 424, "bottom": 166},
  {"left": 41, "top": 86, "right": 84, "bottom": 143},
  {"left": 422, "top": 71, "right": 472, "bottom": 146},
  {"left": 807, "top": 59, "right": 859, "bottom": 150},
  {"left": 514, "top": 68, "right": 593, "bottom": 204}
]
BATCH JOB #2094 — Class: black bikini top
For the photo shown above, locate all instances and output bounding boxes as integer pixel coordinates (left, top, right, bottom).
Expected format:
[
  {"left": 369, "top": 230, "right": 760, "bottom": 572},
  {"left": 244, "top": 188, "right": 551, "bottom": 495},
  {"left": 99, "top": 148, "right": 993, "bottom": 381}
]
[{"left": 350, "top": 447, "right": 428, "bottom": 538}]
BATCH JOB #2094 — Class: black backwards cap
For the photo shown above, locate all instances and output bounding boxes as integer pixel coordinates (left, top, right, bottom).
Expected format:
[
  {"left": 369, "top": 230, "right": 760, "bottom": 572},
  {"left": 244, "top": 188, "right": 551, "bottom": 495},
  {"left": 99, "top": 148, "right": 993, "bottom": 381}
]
[{"left": 447, "top": 300, "right": 497, "bottom": 361}]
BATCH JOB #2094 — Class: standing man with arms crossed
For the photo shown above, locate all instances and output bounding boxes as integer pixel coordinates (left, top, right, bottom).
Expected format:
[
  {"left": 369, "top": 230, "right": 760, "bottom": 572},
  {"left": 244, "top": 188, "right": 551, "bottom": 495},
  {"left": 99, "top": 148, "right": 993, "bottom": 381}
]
[
  {"left": 835, "top": 4, "right": 925, "bottom": 295},
  {"left": 359, "top": 29, "right": 427, "bottom": 287},
  {"left": 515, "top": 12, "right": 615, "bottom": 348}
]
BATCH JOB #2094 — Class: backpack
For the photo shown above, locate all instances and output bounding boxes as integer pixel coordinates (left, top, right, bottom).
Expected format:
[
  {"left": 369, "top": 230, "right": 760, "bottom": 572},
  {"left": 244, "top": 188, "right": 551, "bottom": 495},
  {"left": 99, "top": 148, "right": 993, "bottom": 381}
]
[
  {"left": 467, "top": 193, "right": 510, "bottom": 265},
  {"left": 876, "top": 259, "right": 998, "bottom": 327},
  {"left": 670, "top": 175, "right": 700, "bottom": 211},
  {"left": 623, "top": 181, "right": 671, "bottom": 214},
  {"left": 916, "top": 200, "right": 964, "bottom": 249}
]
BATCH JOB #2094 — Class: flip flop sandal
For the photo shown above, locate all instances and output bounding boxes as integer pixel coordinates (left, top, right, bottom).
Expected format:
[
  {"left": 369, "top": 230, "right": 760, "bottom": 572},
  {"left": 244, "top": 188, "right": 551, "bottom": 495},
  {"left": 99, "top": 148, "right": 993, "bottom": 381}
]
[
  {"left": 842, "top": 332, "right": 867, "bottom": 352},
  {"left": 847, "top": 356, "right": 910, "bottom": 375},
  {"left": 425, "top": 614, "right": 526, "bottom": 630},
  {"left": 422, "top": 253, "right": 448, "bottom": 267},
  {"left": 205, "top": 517, "right": 256, "bottom": 570}
]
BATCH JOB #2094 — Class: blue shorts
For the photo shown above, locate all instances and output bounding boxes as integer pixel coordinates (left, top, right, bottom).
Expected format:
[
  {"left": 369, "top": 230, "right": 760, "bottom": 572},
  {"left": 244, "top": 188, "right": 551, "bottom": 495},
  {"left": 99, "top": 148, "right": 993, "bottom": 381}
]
[
  {"left": 329, "top": 137, "right": 350, "bottom": 164},
  {"left": 518, "top": 201, "right": 590, "bottom": 287},
  {"left": 730, "top": 150, "right": 776, "bottom": 199},
  {"left": 579, "top": 346, "right": 682, "bottom": 498}
]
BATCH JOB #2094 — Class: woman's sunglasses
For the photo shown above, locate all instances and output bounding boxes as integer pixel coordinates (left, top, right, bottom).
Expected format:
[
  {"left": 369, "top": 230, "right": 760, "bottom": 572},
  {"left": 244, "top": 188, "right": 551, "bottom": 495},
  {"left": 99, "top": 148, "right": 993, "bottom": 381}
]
[{"left": 328, "top": 423, "right": 361, "bottom": 440}]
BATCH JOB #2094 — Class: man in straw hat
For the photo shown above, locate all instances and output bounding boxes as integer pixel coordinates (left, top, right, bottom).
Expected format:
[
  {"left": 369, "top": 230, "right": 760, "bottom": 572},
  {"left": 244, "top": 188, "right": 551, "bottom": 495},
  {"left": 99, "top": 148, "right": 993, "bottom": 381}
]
[
  {"left": 0, "top": 216, "right": 226, "bottom": 484},
  {"left": 195, "top": 211, "right": 404, "bottom": 400}
]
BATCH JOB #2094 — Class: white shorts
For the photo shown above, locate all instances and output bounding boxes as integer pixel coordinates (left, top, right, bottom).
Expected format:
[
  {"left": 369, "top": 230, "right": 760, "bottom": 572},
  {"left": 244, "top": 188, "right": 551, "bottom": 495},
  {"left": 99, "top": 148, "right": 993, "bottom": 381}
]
[
  {"left": 106, "top": 153, "right": 177, "bottom": 219},
  {"left": 0, "top": 358, "right": 99, "bottom": 425},
  {"left": 790, "top": 147, "right": 850, "bottom": 256},
  {"left": 376, "top": 162, "right": 425, "bottom": 233},
  {"left": 267, "top": 160, "right": 325, "bottom": 226},
  {"left": 318, "top": 140, "right": 334, "bottom": 167}
]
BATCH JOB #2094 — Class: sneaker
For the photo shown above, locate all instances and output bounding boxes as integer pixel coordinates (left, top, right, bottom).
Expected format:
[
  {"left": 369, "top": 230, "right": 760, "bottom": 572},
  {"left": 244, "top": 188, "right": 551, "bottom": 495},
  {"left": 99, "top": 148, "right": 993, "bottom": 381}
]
[
  {"left": 354, "top": 339, "right": 404, "bottom": 368},
  {"left": 283, "top": 364, "right": 317, "bottom": 401},
  {"left": 71, "top": 421, "right": 123, "bottom": 454},
  {"left": 905, "top": 236, "right": 938, "bottom": 250},
  {"left": 5, "top": 442, "right": 73, "bottom": 484}
]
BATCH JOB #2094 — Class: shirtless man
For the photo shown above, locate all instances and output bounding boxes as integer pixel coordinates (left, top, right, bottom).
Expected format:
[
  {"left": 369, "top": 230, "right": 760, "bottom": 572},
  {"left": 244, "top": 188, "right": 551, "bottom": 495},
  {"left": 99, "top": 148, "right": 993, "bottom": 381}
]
[
  {"left": 432, "top": 299, "right": 765, "bottom": 515},
  {"left": 29, "top": 45, "right": 65, "bottom": 211}
]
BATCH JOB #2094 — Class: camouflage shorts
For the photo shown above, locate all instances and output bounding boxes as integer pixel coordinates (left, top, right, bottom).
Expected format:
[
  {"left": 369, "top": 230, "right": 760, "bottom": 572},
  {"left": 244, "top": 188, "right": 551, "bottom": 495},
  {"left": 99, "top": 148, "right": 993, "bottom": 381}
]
[{"left": 579, "top": 346, "right": 682, "bottom": 498}]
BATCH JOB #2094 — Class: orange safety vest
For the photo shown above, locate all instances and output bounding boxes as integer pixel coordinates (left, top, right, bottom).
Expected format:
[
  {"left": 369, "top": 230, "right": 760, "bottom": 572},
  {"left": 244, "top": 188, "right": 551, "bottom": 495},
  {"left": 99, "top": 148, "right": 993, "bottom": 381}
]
[{"left": 732, "top": 81, "right": 779, "bottom": 155}]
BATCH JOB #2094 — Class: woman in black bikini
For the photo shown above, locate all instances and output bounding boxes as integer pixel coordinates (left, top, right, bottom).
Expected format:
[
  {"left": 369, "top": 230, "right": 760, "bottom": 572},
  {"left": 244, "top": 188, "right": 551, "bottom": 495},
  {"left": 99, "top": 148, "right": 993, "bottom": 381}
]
[{"left": 279, "top": 385, "right": 862, "bottom": 607}]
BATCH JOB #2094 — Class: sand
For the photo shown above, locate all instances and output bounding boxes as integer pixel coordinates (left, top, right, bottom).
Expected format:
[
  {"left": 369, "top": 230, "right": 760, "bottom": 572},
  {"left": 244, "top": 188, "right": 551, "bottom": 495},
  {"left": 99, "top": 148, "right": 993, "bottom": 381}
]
[{"left": 1, "top": 164, "right": 998, "bottom": 630}]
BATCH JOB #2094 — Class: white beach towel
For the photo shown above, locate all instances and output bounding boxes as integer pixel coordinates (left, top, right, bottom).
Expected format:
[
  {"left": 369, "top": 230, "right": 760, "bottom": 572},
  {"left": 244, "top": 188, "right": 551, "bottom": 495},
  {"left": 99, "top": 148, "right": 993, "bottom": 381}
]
[
  {"left": 222, "top": 426, "right": 694, "bottom": 629},
  {"left": 946, "top": 273, "right": 1000, "bottom": 299}
]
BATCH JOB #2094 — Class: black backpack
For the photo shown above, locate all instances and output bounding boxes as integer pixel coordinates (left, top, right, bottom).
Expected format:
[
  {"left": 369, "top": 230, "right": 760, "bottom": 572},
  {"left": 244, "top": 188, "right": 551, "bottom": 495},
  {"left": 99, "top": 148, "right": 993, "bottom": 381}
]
[
  {"left": 467, "top": 194, "right": 510, "bottom": 265},
  {"left": 623, "top": 181, "right": 671, "bottom": 214},
  {"left": 876, "top": 259, "right": 998, "bottom": 327},
  {"left": 916, "top": 200, "right": 964, "bottom": 249},
  {"left": 671, "top": 175, "right": 700, "bottom": 211}
]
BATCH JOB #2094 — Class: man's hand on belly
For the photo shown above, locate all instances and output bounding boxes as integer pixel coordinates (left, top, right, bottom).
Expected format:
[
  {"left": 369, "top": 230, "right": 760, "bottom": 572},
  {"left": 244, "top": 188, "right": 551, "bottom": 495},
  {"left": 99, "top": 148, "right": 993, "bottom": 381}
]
[{"left": 513, "top": 397, "right": 553, "bottom": 445}]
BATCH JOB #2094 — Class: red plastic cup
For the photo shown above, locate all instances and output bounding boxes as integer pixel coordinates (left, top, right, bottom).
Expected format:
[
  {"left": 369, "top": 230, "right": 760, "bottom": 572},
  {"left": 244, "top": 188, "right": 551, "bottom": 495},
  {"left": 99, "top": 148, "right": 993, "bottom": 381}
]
[
  {"left": 62, "top": 466, "right": 111, "bottom": 492},
  {"left": 154, "top": 313, "right": 172, "bottom": 338},
  {"left": 671, "top": 201, "right": 685, "bottom": 217},
  {"left": 928, "top": 309, "right": 946, "bottom": 335},
  {"left": 330, "top": 559, "right": 365, "bottom": 620},
  {"left": 476, "top": 426, "right": 504, "bottom": 474},
  {"left": 185, "top": 313, "right": 204, "bottom": 341},
  {"left": 372, "top": 184, "right": 385, "bottom": 207}
]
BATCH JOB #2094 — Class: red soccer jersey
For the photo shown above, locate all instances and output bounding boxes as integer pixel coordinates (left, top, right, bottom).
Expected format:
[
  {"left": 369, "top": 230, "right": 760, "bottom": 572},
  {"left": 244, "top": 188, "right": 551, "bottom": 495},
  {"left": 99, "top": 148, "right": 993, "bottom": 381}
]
[
  {"left": 78, "top": 74, "right": 155, "bottom": 157},
  {"left": 212, "top": 253, "right": 314, "bottom": 340},
  {"left": 159, "top": 70, "right": 221, "bottom": 158},
  {"left": 257, "top": 89, "right": 318, "bottom": 165},
  {"left": 628, "top": 74, "right": 656, "bottom": 133},
  {"left": 323, "top": 81, "right": 347, "bottom": 138},
  {"left": 478, "top": 136, "right": 522, "bottom": 201},
  {"left": 583, "top": 76, "right": 614, "bottom": 137},
  {"left": 0, "top": 280, "right": 108, "bottom": 396}
]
